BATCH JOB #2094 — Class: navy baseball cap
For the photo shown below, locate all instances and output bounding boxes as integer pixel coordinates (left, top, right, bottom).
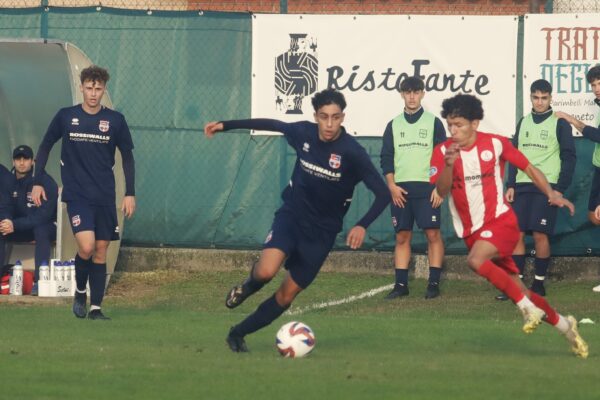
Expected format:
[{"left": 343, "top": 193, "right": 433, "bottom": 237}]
[{"left": 12, "top": 145, "right": 34, "bottom": 159}]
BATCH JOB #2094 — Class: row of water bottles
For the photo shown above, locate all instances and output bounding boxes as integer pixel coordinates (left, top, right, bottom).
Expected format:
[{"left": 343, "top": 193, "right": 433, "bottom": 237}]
[
  {"left": 39, "top": 259, "right": 75, "bottom": 282},
  {"left": 38, "top": 259, "right": 77, "bottom": 297}
]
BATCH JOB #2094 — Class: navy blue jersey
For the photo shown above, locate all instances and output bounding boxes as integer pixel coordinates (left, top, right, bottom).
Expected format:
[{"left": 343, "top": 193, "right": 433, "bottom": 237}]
[
  {"left": 12, "top": 170, "right": 58, "bottom": 231},
  {"left": 221, "top": 119, "right": 390, "bottom": 233},
  {"left": 0, "top": 164, "right": 16, "bottom": 220},
  {"left": 35, "top": 105, "right": 134, "bottom": 205}
]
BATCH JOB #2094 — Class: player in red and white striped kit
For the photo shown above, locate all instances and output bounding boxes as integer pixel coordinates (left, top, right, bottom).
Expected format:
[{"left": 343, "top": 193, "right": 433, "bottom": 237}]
[{"left": 430, "top": 94, "right": 588, "bottom": 358}]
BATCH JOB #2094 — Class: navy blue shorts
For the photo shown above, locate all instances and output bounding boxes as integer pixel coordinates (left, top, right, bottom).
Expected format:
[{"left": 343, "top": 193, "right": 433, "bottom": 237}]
[
  {"left": 263, "top": 209, "right": 336, "bottom": 289},
  {"left": 512, "top": 191, "right": 557, "bottom": 235},
  {"left": 588, "top": 166, "right": 600, "bottom": 212},
  {"left": 390, "top": 197, "right": 441, "bottom": 233},
  {"left": 66, "top": 202, "right": 119, "bottom": 241}
]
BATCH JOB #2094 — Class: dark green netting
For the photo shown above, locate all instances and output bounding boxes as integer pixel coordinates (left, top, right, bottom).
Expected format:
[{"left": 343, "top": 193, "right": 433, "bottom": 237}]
[{"left": 1, "top": 7, "right": 599, "bottom": 255}]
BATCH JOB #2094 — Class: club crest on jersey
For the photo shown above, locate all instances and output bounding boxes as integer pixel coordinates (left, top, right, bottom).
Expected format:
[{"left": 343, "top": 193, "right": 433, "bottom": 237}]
[
  {"left": 480, "top": 150, "right": 493, "bottom": 162},
  {"left": 419, "top": 129, "right": 427, "bottom": 138},
  {"left": 71, "top": 215, "right": 81, "bottom": 227},
  {"left": 540, "top": 130, "right": 548, "bottom": 140},
  {"left": 99, "top": 120, "right": 110, "bottom": 133},
  {"left": 429, "top": 166, "right": 438, "bottom": 177},
  {"left": 329, "top": 153, "right": 342, "bottom": 169},
  {"left": 71, "top": 118, "right": 79, "bottom": 126},
  {"left": 480, "top": 230, "right": 493, "bottom": 238},
  {"left": 303, "top": 142, "right": 310, "bottom": 152}
]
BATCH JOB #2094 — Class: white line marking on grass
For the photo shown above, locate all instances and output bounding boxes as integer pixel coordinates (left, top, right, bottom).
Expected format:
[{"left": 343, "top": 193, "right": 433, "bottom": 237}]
[{"left": 285, "top": 284, "right": 394, "bottom": 316}]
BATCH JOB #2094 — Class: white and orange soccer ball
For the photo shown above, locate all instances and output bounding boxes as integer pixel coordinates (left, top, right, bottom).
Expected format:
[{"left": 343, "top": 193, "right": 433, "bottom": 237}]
[{"left": 275, "top": 321, "right": 316, "bottom": 358}]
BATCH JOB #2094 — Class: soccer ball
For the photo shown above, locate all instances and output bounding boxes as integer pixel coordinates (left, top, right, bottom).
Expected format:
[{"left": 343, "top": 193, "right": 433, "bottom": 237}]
[{"left": 275, "top": 321, "right": 316, "bottom": 358}]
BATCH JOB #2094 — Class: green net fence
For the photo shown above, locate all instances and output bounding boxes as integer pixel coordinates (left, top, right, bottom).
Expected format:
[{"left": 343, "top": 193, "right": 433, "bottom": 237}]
[
  {"left": 1, "top": 3, "right": 600, "bottom": 255},
  {"left": 0, "top": 1, "right": 535, "bottom": 14}
]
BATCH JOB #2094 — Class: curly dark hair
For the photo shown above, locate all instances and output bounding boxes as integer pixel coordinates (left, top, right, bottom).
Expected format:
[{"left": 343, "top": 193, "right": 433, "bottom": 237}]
[
  {"left": 80, "top": 65, "right": 110, "bottom": 84},
  {"left": 311, "top": 88, "right": 346, "bottom": 112},
  {"left": 441, "top": 94, "right": 484, "bottom": 121}
]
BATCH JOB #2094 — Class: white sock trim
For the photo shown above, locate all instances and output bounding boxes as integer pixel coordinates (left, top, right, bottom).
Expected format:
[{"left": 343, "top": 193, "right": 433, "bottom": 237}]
[
  {"left": 90, "top": 305, "right": 101, "bottom": 311},
  {"left": 76, "top": 288, "right": 86, "bottom": 294},
  {"left": 534, "top": 275, "right": 545, "bottom": 281},
  {"left": 516, "top": 296, "right": 534, "bottom": 310},
  {"left": 555, "top": 314, "right": 569, "bottom": 334}
]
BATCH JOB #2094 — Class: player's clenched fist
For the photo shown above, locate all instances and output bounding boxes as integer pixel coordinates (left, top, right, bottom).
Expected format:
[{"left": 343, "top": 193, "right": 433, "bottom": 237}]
[
  {"left": 204, "top": 121, "right": 224, "bottom": 138},
  {"left": 444, "top": 142, "right": 460, "bottom": 167}
]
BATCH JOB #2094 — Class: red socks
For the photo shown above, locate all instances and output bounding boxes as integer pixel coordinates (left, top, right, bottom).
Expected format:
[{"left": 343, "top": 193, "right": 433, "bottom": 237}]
[
  {"left": 527, "top": 290, "right": 559, "bottom": 325},
  {"left": 476, "top": 260, "right": 525, "bottom": 303}
]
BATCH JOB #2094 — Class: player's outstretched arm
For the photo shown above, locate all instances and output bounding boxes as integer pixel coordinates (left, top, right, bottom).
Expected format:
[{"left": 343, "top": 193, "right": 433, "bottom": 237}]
[
  {"left": 554, "top": 111, "right": 586, "bottom": 134},
  {"left": 346, "top": 226, "right": 366, "bottom": 250},
  {"left": 555, "top": 111, "right": 600, "bottom": 142},
  {"left": 204, "top": 121, "right": 224, "bottom": 138}
]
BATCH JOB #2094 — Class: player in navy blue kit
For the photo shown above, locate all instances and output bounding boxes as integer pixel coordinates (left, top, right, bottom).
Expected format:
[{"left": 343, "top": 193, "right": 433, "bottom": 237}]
[
  {"left": 0, "top": 163, "right": 16, "bottom": 263},
  {"left": 32, "top": 65, "right": 136, "bottom": 320},
  {"left": 0, "top": 145, "right": 58, "bottom": 295},
  {"left": 204, "top": 89, "right": 390, "bottom": 353}
]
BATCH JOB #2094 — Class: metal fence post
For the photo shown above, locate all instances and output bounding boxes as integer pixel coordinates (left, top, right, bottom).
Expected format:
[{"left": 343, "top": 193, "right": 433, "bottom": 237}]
[{"left": 40, "top": 0, "right": 49, "bottom": 39}]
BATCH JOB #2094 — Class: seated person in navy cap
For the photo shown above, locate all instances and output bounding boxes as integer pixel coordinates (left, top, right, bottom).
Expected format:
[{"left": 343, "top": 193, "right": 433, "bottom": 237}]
[{"left": 0, "top": 145, "right": 58, "bottom": 295}]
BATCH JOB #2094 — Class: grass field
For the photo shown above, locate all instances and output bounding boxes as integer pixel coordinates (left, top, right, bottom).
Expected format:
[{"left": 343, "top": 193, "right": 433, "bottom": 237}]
[{"left": 1, "top": 270, "right": 598, "bottom": 400}]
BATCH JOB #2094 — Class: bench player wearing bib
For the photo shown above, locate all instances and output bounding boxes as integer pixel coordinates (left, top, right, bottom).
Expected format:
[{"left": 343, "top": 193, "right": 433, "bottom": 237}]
[
  {"left": 496, "top": 79, "right": 576, "bottom": 300},
  {"left": 380, "top": 76, "right": 446, "bottom": 299},
  {"left": 430, "top": 94, "right": 588, "bottom": 358},
  {"left": 556, "top": 64, "right": 600, "bottom": 293},
  {"left": 204, "top": 89, "right": 390, "bottom": 353}
]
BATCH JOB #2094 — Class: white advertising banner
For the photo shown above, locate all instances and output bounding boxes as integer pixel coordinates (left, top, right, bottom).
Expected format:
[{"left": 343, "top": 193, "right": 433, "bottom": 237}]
[
  {"left": 523, "top": 13, "right": 600, "bottom": 134},
  {"left": 252, "top": 14, "right": 518, "bottom": 136}
]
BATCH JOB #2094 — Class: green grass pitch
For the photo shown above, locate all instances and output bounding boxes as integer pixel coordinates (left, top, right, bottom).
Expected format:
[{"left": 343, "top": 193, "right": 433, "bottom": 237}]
[{"left": 1, "top": 270, "right": 598, "bottom": 400}]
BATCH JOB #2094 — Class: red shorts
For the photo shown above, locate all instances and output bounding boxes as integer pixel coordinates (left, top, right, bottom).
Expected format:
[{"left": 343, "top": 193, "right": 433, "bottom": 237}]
[{"left": 463, "top": 210, "right": 520, "bottom": 258}]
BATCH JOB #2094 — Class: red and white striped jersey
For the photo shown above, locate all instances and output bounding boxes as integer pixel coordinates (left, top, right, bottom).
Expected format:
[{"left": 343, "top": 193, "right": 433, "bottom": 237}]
[{"left": 430, "top": 132, "right": 529, "bottom": 238}]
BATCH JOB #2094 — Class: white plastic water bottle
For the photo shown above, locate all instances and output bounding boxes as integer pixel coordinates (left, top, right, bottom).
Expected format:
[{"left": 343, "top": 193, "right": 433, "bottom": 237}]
[
  {"left": 54, "top": 261, "right": 63, "bottom": 281},
  {"left": 12, "top": 261, "right": 23, "bottom": 296},
  {"left": 8, "top": 270, "right": 14, "bottom": 294},
  {"left": 69, "top": 259, "right": 75, "bottom": 280},
  {"left": 63, "top": 260, "right": 71, "bottom": 282},
  {"left": 39, "top": 261, "right": 50, "bottom": 281}
]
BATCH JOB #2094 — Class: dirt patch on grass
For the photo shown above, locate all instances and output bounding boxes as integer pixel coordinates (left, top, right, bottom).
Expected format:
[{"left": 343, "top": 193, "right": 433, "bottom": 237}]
[{"left": 108, "top": 270, "right": 193, "bottom": 299}]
